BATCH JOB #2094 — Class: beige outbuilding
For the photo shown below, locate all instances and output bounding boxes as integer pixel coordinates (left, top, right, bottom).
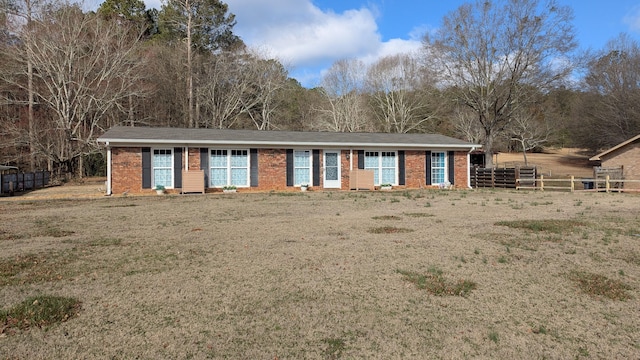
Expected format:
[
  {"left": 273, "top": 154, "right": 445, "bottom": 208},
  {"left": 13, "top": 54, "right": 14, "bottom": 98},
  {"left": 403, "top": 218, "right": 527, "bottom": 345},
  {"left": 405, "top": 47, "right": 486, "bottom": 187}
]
[{"left": 590, "top": 134, "right": 640, "bottom": 190}]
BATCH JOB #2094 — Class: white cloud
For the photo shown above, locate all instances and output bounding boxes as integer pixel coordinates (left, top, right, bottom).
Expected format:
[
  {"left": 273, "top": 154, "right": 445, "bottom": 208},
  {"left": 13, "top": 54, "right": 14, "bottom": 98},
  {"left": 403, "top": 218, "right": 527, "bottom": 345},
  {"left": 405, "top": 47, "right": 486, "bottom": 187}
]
[
  {"left": 226, "top": 0, "right": 380, "bottom": 67},
  {"left": 224, "top": 0, "right": 421, "bottom": 86},
  {"left": 358, "top": 38, "right": 422, "bottom": 65},
  {"left": 623, "top": 5, "right": 640, "bottom": 32}
]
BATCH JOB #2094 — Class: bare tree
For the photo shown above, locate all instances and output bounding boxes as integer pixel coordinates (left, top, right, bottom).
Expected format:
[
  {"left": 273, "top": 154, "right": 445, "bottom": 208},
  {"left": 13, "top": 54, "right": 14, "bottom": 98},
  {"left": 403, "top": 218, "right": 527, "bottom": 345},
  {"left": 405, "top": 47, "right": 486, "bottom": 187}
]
[
  {"left": 574, "top": 34, "right": 640, "bottom": 150},
  {"left": 16, "top": 4, "right": 147, "bottom": 177},
  {"left": 197, "top": 51, "right": 252, "bottom": 129},
  {"left": 507, "top": 108, "right": 551, "bottom": 165},
  {"left": 453, "top": 107, "right": 484, "bottom": 145},
  {"left": 316, "top": 58, "right": 371, "bottom": 132},
  {"left": 140, "top": 43, "right": 188, "bottom": 127},
  {"left": 1, "top": 0, "right": 45, "bottom": 170},
  {"left": 239, "top": 53, "right": 289, "bottom": 130},
  {"left": 424, "top": 0, "right": 576, "bottom": 167},
  {"left": 366, "top": 53, "right": 442, "bottom": 133}
]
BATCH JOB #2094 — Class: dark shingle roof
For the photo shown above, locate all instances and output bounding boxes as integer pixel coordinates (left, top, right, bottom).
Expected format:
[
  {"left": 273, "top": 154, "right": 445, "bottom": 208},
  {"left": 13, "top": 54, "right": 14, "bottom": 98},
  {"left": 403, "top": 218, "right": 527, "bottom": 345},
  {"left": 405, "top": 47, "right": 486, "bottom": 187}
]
[{"left": 98, "top": 126, "right": 480, "bottom": 150}]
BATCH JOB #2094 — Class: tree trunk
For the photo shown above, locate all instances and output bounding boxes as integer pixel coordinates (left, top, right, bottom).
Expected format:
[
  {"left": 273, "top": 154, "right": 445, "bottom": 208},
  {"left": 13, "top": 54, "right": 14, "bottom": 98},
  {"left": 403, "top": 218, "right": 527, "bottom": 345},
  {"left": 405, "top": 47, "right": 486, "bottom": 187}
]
[
  {"left": 128, "top": 94, "right": 134, "bottom": 126},
  {"left": 483, "top": 129, "right": 495, "bottom": 168},
  {"left": 520, "top": 140, "right": 529, "bottom": 166},
  {"left": 26, "top": 0, "right": 35, "bottom": 171},
  {"left": 78, "top": 154, "right": 83, "bottom": 179},
  {"left": 186, "top": 0, "right": 194, "bottom": 128}
]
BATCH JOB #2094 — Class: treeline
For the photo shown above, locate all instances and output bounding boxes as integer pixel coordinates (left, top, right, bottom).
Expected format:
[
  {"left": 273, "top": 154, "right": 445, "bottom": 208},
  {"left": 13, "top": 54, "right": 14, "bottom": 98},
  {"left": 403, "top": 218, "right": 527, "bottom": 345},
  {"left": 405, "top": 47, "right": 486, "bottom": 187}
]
[{"left": 1, "top": 0, "right": 640, "bottom": 177}]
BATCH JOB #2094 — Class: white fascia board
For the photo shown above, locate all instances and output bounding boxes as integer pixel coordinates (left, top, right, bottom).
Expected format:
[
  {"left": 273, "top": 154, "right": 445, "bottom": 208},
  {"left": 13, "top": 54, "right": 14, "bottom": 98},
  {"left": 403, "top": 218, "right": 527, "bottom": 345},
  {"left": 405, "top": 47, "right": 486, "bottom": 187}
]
[{"left": 97, "top": 138, "right": 480, "bottom": 150}]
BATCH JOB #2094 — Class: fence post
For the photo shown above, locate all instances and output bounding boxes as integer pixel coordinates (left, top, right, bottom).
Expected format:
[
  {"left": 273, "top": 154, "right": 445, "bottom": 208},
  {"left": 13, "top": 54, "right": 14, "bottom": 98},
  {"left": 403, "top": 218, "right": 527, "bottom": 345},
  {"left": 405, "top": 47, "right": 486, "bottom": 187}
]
[
  {"left": 570, "top": 176, "right": 575, "bottom": 193},
  {"left": 606, "top": 175, "right": 610, "bottom": 193},
  {"left": 539, "top": 174, "right": 544, "bottom": 191},
  {"left": 491, "top": 168, "right": 495, "bottom": 188}
]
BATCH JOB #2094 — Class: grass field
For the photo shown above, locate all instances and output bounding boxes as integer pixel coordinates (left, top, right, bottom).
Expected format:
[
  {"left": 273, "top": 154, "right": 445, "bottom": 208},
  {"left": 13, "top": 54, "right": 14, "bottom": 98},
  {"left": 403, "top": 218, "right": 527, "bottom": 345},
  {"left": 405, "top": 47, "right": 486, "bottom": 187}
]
[{"left": 1, "top": 189, "right": 639, "bottom": 359}]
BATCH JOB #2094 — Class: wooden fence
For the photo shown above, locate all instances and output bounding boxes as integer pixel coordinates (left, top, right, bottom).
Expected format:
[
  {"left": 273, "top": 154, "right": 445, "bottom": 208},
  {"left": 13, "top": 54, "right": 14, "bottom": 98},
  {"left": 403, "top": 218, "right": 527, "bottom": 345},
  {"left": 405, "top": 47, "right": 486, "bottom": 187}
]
[
  {"left": 473, "top": 165, "right": 639, "bottom": 192},
  {"left": 471, "top": 166, "right": 536, "bottom": 189},
  {"left": 1, "top": 171, "right": 50, "bottom": 194},
  {"left": 516, "top": 175, "right": 640, "bottom": 192}
]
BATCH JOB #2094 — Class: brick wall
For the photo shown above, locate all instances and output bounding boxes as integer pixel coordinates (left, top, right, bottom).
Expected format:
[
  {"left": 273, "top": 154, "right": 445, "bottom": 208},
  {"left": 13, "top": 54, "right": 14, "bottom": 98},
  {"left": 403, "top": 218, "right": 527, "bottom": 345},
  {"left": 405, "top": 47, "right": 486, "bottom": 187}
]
[
  {"left": 109, "top": 147, "right": 471, "bottom": 193},
  {"left": 188, "top": 148, "right": 201, "bottom": 170},
  {"left": 257, "top": 149, "right": 287, "bottom": 190},
  {"left": 454, "top": 151, "right": 469, "bottom": 188},
  {"left": 341, "top": 150, "right": 351, "bottom": 189},
  {"left": 601, "top": 142, "right": 640, "bottom": 189},
  {"left": 405, "top": 150, "right": 426, "bottom": 188},
  {"left": 111, "top": 147, "right": 143, "bottom": 194}
]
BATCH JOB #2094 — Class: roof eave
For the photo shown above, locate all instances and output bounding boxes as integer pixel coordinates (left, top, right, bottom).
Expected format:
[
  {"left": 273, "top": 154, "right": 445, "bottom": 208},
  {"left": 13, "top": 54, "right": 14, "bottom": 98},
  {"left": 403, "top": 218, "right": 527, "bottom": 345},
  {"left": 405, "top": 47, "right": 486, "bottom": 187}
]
[
  {"left": 589, "top": 134, "right": 640, "bottom": 161},
  {"left": 97, "top": 138, "right": 480, "bottom": 149}
]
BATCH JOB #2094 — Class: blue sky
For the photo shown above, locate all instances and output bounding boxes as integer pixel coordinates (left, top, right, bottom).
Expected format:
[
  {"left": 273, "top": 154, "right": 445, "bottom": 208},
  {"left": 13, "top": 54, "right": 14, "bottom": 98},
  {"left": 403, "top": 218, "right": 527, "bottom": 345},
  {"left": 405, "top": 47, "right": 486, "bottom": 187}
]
[{"left": 133, "top": 0, "right": 640, "bottom": 87}]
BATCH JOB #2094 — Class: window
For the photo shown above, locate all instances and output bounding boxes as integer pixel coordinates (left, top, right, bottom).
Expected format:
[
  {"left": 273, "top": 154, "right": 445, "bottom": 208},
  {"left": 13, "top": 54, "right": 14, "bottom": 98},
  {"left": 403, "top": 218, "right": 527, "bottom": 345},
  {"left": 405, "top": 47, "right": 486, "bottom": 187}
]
[
  {"left": 210, "top": 149, "right": 249, "bottom": 187},
  {"left": 365, "top": 151, "right": 397, "bottom": 185},
  {"left": 294, "top": 150, "right": 311, "bottom": 185},
  {"left": 431, "top": 152, "right": 446, "bottom": 184},
  {"left": 153, "top": 149, "right": 173, "bottom": 188}
]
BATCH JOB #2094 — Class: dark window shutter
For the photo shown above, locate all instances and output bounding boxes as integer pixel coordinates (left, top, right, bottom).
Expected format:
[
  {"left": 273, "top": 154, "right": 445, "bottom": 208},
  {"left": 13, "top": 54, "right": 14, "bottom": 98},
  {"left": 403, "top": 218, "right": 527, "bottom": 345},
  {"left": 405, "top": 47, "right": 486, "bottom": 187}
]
[
  {"left": 313, "top": 149, "right": 320, "bottom": 186},
  {"left": 250, "top": 149, "right": 259, "bottom": 187},
  {"left": 286, "top": 149, "right": 293, "bottom": 186},
  {"left": 142, "top": 147, "right": 151, "bottom": 189},
  {"left": 357, "top": 150, "right": 365, "bottom": 169},
  {"left": 174, "top": 147, "right": 182, "bottom": 188},
  {"left": 200, "top": 148, "right": 209, "bottom": 187},
  {"left": 448, "top": 151, "right": 455, "bottom": 185},
  {"left": 398, "top": 151, "right": 406, "bottom": 185},
  {"left": 425, "top": 151, "right": 432, "bottom": 185}
]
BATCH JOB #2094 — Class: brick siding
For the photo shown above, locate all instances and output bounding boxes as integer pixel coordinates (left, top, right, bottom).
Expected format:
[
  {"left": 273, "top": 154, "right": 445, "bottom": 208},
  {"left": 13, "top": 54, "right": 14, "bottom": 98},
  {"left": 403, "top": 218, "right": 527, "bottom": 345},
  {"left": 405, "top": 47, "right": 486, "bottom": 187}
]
[
  {"left": 109, "top": 147, "right": 471, "bottom": 193},
  {"left": 111, "top": 147, "right": 143, "bottom": 194},
  {"left": 601, "top": 142, "right": 640, "bottom": 189},
  {"left": 454, "top": 151, "right": 469, "bottom": 188}
]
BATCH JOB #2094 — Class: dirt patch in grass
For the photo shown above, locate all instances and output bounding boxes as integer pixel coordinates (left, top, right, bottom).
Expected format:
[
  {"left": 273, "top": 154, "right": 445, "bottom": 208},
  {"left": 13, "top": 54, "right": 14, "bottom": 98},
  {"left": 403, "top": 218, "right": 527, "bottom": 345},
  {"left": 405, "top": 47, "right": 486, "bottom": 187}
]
[{"left": 0, "top": 190, "right": 639, "bottom": 358}]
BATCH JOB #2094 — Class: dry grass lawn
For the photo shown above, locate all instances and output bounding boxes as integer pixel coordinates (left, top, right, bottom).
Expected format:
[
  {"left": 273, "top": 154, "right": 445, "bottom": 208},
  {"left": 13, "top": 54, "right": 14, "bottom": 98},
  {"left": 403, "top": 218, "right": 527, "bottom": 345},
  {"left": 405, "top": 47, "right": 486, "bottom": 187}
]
[
  {"left": 1, "top": 189, "right": 639, "bottom": 359},
  {"left": 497, "top": 148, "right": 594, "bottom": 178}
]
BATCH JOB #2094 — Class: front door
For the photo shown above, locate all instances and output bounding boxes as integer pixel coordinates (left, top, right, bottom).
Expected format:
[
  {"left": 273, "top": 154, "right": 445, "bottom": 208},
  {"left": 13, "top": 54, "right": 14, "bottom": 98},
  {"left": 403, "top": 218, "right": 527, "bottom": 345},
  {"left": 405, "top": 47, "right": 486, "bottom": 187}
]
[{"left": 323, "top": 151, "right": 341, "bottom": 188}]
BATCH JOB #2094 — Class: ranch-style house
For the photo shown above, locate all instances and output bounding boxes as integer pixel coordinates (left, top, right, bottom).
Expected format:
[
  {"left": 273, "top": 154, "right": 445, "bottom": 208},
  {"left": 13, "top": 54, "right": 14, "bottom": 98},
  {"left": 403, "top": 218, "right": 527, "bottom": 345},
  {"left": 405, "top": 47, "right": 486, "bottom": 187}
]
[{"left": 97, "top": 126, "right": 480, "bottom": 195}]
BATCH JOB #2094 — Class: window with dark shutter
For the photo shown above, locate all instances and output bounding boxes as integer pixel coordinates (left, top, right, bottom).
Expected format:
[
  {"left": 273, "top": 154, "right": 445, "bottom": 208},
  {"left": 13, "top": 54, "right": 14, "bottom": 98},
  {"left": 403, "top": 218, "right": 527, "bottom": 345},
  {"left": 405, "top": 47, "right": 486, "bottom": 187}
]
[
  {"left": 174, "top": 147, "right": 182, "bottom": 188},
  {"left": 425, "top": 151, "right": 432, "bottom": 185},
  {"left": 250, "top": 149, "right": 259, "bottom": 187},
  {"left": 142, "top": 147, "right": 151, "bottom": 189},
  {"left": 313, "top": 150, "right": 320, "bottom": 186},
  {"left": 200, "top": 148, "right": 209, "bottom": 187},
  {"left": 448, "top": 151, "right": 455, "bottom": 185},
  {"left": 398, "top": 151, "right": 405, "bottom": 186},
  {"left": 286, "top": 149, "right": 293, "bottom": 186},
  {"left": 357, "top": 150, "right": 365, "bottom": 169}
]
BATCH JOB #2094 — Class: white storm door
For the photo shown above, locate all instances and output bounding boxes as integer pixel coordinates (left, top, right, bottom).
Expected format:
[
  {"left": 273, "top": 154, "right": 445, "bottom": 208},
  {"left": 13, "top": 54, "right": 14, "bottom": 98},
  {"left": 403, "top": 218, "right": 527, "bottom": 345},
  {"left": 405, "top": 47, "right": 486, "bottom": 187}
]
[{"left": 323, "top": 151, "right": 341, "bottom": 188}]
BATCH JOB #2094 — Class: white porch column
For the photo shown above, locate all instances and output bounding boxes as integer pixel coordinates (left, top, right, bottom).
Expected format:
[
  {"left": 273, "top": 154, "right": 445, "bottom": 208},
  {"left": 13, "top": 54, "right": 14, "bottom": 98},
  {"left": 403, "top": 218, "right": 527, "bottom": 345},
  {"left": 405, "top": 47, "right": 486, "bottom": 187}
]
[
  {"left": 185, "top": 146, "right": 189, "bottom": 171},
  {"left": 106, "top": 144, "right": 112, "bottom": 195},
  {"left": 349, "top": 149, "right": 353, "bottom": 170}
]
